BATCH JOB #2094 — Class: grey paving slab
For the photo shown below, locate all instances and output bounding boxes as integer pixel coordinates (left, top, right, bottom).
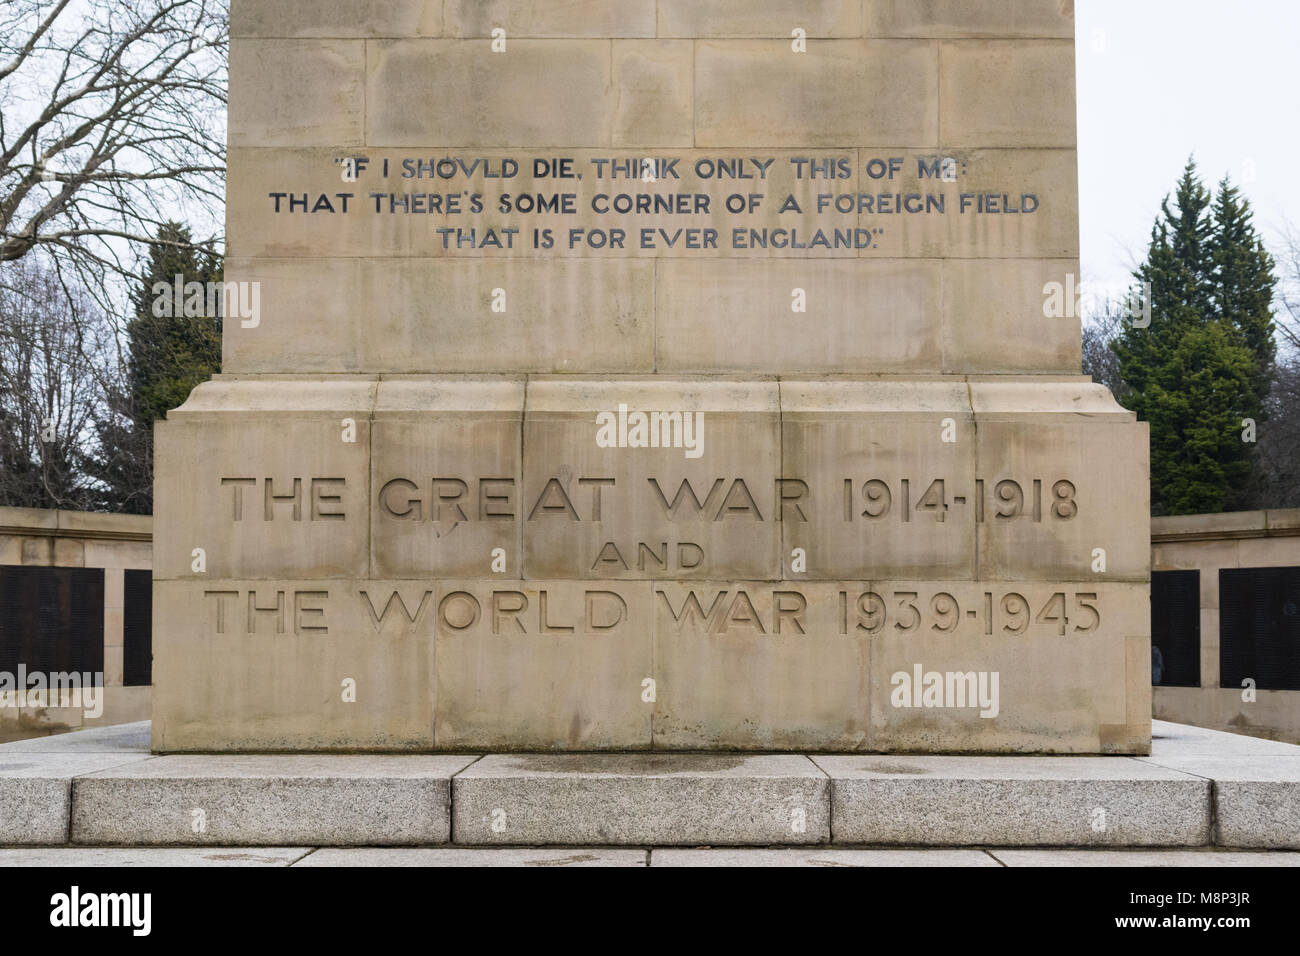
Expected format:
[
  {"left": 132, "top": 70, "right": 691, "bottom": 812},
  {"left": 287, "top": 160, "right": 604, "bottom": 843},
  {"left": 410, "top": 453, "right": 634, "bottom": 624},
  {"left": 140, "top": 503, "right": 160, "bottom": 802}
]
[
  {"left": 453, "top": 754, "right": 830, "bottom": 846},
  {"left": 812, "top": 755, "right": 1210, "bottom": 846},
  {"left": 0, "top": 720, "right": 151, "bottom": 753},
  {"left": 1136, "top": 755, "right": 1300, "bottom": 849},
  {"left": 7, "top": 721, "right": 1289, "bottom": 851},
  {"left": 294, "top": 848, "right": 646, "bottom": 867},
  {"left": 0, "top": 847, "right": 308, "bottom": 866},
  {"left": 0, "top": 753, "right": 154, "bottom": 845},
  {"left": 992, "top": 848, "right": 1300, "bottom": 867},
  {"left": 70, "top": 755, "right": 480, "bottom": 846},
  {"left": 1150, "top": 720, "right": 1300, "bottom": 757},
  {"left": 650, "top": 848, "right": 998, "bottom": 867}
]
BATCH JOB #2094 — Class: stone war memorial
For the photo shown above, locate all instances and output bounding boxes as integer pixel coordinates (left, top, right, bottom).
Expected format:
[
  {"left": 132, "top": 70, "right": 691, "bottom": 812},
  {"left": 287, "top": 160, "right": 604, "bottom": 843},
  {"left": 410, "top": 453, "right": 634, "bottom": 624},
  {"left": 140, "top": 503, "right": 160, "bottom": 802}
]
[{"left": 153, "top": 0, "right": 1151, "bottom": 755}]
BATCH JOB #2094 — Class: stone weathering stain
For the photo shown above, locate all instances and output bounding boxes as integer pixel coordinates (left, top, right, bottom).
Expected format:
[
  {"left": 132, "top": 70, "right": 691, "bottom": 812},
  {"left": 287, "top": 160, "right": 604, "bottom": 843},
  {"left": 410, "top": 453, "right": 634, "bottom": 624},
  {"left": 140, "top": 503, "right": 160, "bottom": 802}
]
[{"left": 153, "top": 0, "right": 1150, "bottom": 753}]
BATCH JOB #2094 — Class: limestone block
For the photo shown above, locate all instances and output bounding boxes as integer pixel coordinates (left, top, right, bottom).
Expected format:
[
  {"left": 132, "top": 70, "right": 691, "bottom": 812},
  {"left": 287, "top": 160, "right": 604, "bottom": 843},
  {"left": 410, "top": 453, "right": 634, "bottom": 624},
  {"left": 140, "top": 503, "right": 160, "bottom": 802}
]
[
  {"left": 652, "top": 582, "right": 870, "bottom": 750},
  {"left": 104, "top": 568, "right": 124, "bottom": 611},
  {"left": 71, "top": 755, "right": 477, "bottom": 845},
  {"left": 612, "top": 41, "right": 695, "bottom": 147},
  {"left": 445, "top": 0, "right": 655, "bottom": 38},
  {"left": 1200, "top": 608, "right": 1219, "bottom": 682},
  {"left": 521, "top": 379, "right": 782, "bottom": 580},
  {"left": 969, "top": 381, "right": 1149, "bottom": 582},
  {"left": 1127, "top": 633, "right": 1152, "bottom": 749},
  {"left": 103, "top": 609, "right": 123, "bottom": 655},
  {"left": 104, "top": 645, "right": 124, "bottom": 686},
  {"left": 153, "top": 380, "right": 374, "bottom": 580},
  {"left": 82, "top": 541, "right": 151, "bottom": 571},
  {"left": 151, "top": 579, "right": 437, "bottom": 752},
  {"left": 20, "top": 537, "right": 52, "bottom": 565},
  {"left": 0, "top": 507, "right": 57, "bottom": 531},
  {"left": 1234, "top": 535, "right": 1296, "bottom": 568},
  {"left": 965, "top": 378, "right": 1137, "bottom": 420},
  {"left": 656, "top": 259, "right": 944, "bottom": 373},
  {"left": 695, "top": 40, "right": 939, "bottom": 147},
  {"left": 1154, "top": 511, "right": 1268, "bottom": 537},
  {"left": 231, "top": 0, "right": 442, "bottom": 38},
  {"left": 367, "top": 40, "right": 618, "bottom": 146},
  {"left": 942, "top": 258, "right": 1082, "bottom": 373},
  {"left": 1266, "top": 510, "right": 1300, "bottom": 533},
  {"left": 814, "top": 754, "right": 1208, "bottom": 845},
  {"left": 780, "top": 380, "right": 977, "bottom": 579},
  {"left": 371, "top": 379, "right": 524, "bottom": 578},
  {"left": 863, "top": 0, "right": 1075, "bottom": 39},
  {"left": 1155, "top": 687, "right": 1300, "bottom": 743},
  {"left": 356, "top": 259, "right": 655, "bottom": 373},
  {"left": 221, "top": 257, "right": 365, "bottom": 372},
  {"left": 940, "top": 40, "right": 1077, "bottom": 147},
  {"left": 866, "top": 582, "right": 1150, "bottom": 753},
  {"left": 432, "top": 580, "right": 653, "bottom": 750},
  {"left": 52, "top": 538, "right": 84, "bottom": 566},
  {"left": 226, "top": 148, "right": 447, "bottom": 260},
  {"left": 228, "top": 40, "right": 365, "bottom": 147},
  {"left": 452, "top": 754, "right": 830, "bottom": 845},
  {"left": 658, "top": 0, "right": 861, "bottom": 37},
  {"left": 54, "top": 511, "right": 151, "bottom": 537},
  {"left": 222, "top": 257, "right": 655, "bottom": 374},
  {"left": 94, "top": 688, "right": 152, "bottom": 727},
  {"left": 856, "top": 149, "right": 1079, "bottom": 259}
]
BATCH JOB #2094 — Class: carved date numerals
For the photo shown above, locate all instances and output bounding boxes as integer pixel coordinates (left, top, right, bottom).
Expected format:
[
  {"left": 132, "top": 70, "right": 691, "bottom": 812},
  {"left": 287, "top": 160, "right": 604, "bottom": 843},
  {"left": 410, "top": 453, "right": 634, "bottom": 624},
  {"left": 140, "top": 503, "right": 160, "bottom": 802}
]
[
  {"left": 843, "top": 478, "right": 1078, "bottom": 523},
  {"left": 839, "top": 589, "right": 1100, "bottom": 636}
]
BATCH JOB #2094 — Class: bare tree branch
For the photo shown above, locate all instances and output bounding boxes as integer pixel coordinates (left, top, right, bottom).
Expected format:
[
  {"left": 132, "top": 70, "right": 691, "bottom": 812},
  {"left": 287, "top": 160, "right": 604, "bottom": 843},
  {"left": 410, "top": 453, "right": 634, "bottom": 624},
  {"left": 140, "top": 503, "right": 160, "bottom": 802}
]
[
  {"left": 1276, "top": 220, "right": 1300, "bottom": 354},
  {"left": 0, "top": 0, "right": 227, "bottom": 309}
]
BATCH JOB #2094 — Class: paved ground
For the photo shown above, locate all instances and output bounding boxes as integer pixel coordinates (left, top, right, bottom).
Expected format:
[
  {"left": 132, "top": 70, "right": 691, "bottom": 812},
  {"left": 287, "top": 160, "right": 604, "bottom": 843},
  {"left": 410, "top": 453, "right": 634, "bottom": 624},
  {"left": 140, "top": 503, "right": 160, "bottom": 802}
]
[
  {"left": 1, "top": 720, "right": 1296, "bottom": 864},
  {"left": 0, "top": 846, "right": 1297, "bottom": 866}
]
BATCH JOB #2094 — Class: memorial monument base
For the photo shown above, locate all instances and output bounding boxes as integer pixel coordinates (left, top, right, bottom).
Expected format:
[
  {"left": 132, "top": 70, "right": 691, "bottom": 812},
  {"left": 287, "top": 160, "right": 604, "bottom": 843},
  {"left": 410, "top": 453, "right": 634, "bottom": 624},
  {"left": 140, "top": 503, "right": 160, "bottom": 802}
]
[
  {"left": 153, "top": 374, "right": 1150, "bottom": 755},
  {"left": 156, "top": 0, "right": 1153, "bottom": 761}
]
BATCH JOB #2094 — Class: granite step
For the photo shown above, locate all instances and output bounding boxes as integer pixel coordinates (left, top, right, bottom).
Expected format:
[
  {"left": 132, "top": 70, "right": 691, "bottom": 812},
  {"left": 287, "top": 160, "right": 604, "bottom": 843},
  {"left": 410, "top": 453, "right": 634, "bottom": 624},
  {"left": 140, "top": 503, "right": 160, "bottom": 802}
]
[
  {"left": 3, "top": 847, "right": 1297, "bottom": 867},
  {"left": 0, "top": 721, "right": 1295, "bottom": 849}
]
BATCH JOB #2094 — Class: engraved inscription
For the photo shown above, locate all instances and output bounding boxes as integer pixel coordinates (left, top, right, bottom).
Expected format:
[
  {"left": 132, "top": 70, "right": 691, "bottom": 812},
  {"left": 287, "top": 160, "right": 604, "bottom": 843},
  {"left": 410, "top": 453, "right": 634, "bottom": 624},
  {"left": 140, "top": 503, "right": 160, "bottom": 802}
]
[
  {"left": 221, "top": 477, "right": 347, "bottom": 521},
  {"left": 203, "top": 588, "right": 329, "bottom": 634}
]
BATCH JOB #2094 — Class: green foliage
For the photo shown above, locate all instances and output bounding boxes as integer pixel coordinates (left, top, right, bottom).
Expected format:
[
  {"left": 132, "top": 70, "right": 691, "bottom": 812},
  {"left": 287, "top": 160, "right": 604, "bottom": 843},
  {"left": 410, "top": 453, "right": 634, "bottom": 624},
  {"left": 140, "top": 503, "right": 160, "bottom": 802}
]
[
  {"left": 127, "top": 222, "right": 223, "bottom": 431},
  {"left": 1143, "top": 323, "right": 1257, "bottom": 513},
  {"left": 86, "top": 222, "right": 222, "bottom": 514},
  {"left": 1114, "top": 160, "right": 1277, "bottom": 515},
  {"left": 1210, "top": 178, "right": 1277, "bottom": 402}
]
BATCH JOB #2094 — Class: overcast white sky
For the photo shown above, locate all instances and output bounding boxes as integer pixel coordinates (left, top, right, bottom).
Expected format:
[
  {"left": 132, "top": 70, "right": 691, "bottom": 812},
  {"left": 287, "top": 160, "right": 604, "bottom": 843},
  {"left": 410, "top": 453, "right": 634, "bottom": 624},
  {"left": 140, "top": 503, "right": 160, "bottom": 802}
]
[{"left": 1077, "top": 0, "right": 1300, "bottom": 292}]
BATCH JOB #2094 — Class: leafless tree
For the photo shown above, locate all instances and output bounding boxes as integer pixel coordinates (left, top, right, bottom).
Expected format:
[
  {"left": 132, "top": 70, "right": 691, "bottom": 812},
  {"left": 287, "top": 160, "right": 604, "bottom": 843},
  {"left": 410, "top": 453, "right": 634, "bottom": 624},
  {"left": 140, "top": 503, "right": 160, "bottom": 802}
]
[
  {"left": 0, "top": 0, "right": 227, "bottom": 321},
  {"left": 1081, "top": 302, "right": 1128, "bottom": 400},
  {"left": 0, "top": 252, "right": 109, "bottom": 508},
  {"left": 0, "top": 0, "right": 227, "bottom": 511},
  {"left": 1258, "top": 361, "right": 1300, "bottom": 507},
  {"left": 1257, "top": 223, "right": 1300, "bottom": 507},
  {"left": 1076, "top": 295, "right": 1138, "bottom": 408},
  {"left": 1277, "top": 221, "right": 1300, "bottom": 355}
]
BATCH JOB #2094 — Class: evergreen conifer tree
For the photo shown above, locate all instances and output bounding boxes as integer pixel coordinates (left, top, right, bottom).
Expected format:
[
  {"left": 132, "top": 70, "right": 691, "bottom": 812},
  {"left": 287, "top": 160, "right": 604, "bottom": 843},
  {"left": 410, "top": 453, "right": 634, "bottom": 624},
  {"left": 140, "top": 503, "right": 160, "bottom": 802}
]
[{"left": 1114, "top": 160, "right": 1273, "bottom": 514}]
